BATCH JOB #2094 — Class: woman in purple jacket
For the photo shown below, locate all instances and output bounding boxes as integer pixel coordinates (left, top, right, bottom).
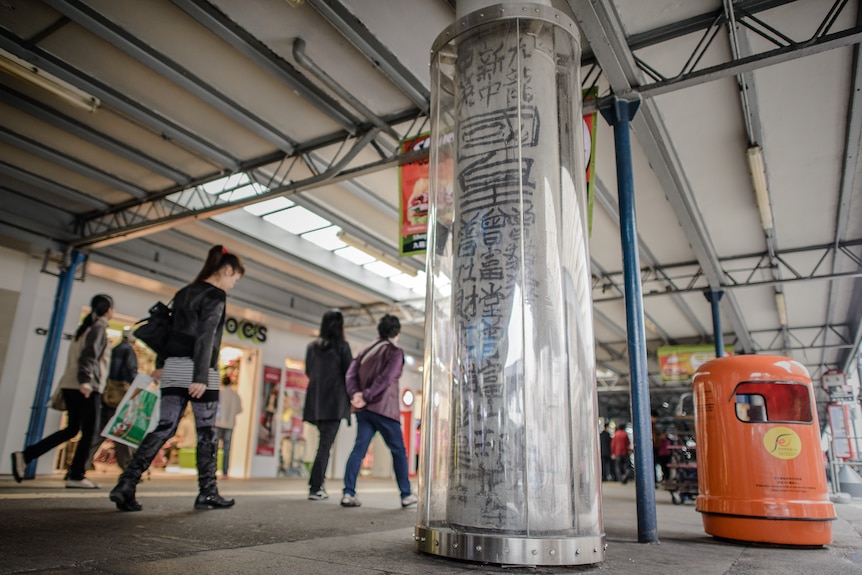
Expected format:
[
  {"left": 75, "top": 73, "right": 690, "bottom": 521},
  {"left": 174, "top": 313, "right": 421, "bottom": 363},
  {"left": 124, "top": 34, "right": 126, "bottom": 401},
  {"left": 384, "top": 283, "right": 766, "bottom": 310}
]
[{"left": 340, "top": 314, "right": 416, "bottom": 508}]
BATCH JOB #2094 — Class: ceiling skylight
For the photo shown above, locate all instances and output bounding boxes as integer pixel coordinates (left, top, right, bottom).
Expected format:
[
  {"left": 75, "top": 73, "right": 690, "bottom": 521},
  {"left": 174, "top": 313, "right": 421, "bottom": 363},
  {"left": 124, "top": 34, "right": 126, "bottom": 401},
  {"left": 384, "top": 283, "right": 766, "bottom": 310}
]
[
  {"left": 219, "top": 184, "right": 259, "bottom": 202},
  {"left": 202, "top": 173, "right": 249, "bottom": 195},
  {"left": 244, "top": 197, "right": 294, "bottom": 215},
  {"left": 264, "top": 206, "right": 331, "bottom": 234},
  {"left": 334, "top": 246, "right": 376, "bottom": 265},
  {"left": 364, "top": 260, "right": 402, "bottom": 278},
  {"left": 301, "top": 226, "right": 347, "bottom": 250}
]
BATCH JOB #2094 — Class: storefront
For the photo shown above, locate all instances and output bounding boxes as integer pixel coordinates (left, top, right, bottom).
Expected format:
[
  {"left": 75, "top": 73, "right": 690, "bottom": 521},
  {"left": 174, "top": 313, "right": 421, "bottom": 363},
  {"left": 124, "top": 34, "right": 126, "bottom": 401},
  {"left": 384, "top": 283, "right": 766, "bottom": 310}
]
[{"left": 0, "top": 246, "right": 423, "bottom": 482}]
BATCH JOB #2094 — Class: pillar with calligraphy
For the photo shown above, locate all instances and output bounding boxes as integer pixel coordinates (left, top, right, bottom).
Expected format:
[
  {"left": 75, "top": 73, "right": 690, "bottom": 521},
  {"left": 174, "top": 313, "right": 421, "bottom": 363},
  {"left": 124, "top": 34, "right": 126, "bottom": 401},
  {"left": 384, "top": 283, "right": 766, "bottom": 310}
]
[{"left": 415, "top": 1, "right": 604, "bottom": 567}]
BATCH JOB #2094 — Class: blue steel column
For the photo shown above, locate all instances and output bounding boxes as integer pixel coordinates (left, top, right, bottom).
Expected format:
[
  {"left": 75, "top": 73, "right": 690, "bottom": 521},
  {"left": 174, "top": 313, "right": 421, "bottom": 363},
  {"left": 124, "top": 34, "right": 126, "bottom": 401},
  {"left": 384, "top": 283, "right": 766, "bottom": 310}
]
[
  {"left": 23, "top": 250, "right": 85, "bottom": 479},
  {"left": 600, "top": 97, "right": 658, "bottom": 543},
  {"left": 704, "top": 289, "right": 725, "bottom": 357}
]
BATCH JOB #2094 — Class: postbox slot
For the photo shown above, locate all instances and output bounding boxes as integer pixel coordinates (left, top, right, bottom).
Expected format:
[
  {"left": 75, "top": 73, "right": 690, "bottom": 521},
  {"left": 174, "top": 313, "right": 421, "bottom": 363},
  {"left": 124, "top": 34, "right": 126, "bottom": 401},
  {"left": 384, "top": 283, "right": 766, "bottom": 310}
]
[{"left": 733, "top": 382, "right": 812, "bottom": 424}]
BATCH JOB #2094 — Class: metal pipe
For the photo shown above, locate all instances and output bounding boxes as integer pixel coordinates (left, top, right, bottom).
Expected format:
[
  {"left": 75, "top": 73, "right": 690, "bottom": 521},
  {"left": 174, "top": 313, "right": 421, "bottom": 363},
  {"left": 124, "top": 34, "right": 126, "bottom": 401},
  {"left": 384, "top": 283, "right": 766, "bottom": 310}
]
[
  {"left": 704, "top": 289, "right": 725, "bottom": 356},
  {"left": 292, "top": 38, "right": 400, "bottom": 144},
  {"left": 24, "top": 250, "right": 85, "bottom": 479},
  {"left": 600, "top": 97, "right": 658, "bottom": 543}
]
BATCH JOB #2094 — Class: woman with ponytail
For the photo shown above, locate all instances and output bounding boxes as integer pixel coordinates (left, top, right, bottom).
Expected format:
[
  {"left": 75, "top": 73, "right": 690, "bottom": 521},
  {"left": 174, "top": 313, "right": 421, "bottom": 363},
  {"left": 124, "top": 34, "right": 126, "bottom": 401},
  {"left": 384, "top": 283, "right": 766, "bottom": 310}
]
[
  {"left": 10, "top": 294, "right": 114, "bottom": 489},
  {"left": 110, "top": 245, "right": 244, "bottom": 512}
]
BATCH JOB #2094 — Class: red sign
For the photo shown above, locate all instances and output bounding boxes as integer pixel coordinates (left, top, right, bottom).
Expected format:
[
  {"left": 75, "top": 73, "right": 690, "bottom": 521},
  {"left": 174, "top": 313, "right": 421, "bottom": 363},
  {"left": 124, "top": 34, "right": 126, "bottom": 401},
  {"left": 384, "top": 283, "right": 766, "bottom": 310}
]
[
  {"left": 256, "top": 365, "right": 282, "bottom": 456},
  {"left": 282, "top": 369, "right": 308, "bottom": 439},
  {"left": 399, "top": 133, "right": 431, "bottom": 256}
]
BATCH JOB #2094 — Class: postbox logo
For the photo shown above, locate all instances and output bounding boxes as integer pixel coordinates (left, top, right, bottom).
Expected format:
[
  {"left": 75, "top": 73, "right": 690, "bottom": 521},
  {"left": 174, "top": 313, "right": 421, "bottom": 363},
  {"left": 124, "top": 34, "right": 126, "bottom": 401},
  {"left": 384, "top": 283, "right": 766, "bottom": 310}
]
[{"left": 763, "top": 426, "right": 802, "bottom": 460}]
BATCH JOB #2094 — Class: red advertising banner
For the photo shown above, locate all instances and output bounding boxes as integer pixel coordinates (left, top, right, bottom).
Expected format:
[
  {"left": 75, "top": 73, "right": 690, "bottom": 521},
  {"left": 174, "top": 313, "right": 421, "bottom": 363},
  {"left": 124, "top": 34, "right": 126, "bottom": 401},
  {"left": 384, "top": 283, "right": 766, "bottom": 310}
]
[
  {"left": 255, "top": 365, "right": 282, "bottom": 456},
  {"left": 583, "top": 87, "right": 599, "bottom": 235},
  {"left": 399, "top": 133, "right": 431, "bottom": 256}
]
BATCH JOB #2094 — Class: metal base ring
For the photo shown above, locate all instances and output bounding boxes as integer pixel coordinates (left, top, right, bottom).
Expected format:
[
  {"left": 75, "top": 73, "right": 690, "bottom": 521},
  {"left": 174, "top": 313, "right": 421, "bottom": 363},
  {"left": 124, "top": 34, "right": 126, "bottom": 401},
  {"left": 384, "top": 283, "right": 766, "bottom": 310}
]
[{"left": 414, "top": 525, "right": 605, "bottom": 566}]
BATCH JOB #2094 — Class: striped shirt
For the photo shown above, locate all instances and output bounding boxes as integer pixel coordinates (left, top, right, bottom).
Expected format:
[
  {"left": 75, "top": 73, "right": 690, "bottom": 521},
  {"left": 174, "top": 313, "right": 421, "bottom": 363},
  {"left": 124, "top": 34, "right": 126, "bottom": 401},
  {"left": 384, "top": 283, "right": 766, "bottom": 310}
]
[{"left": 160, "top": 357, "right": 220, "bottom": 396}]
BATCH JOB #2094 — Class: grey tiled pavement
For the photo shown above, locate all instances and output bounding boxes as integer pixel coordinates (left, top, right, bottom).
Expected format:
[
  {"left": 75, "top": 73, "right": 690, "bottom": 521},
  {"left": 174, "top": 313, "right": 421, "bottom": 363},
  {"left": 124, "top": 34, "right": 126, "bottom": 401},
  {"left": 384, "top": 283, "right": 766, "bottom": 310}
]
[{"left": 1, "top": 470, "right": 860, "bottom": 574}]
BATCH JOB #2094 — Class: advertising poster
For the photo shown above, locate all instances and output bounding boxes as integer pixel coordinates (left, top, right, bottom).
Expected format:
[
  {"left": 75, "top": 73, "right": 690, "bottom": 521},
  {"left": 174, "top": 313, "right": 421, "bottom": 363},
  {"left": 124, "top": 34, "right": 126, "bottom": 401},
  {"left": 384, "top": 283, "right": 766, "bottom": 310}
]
[
  {"left": 282, "top": 369, "right": 309, "bottom": 440},
  {"left": 657, "top": 345, "right": 734, "bottom": 382},
  {"left": 399, "top": 133, "right": 431, "bottom": 256},
  {"left": 256, "top": 365, "right": 282, "bottom": 456},
  {"left": 829, "top": 404, "right": 854, "bottom": 459}
]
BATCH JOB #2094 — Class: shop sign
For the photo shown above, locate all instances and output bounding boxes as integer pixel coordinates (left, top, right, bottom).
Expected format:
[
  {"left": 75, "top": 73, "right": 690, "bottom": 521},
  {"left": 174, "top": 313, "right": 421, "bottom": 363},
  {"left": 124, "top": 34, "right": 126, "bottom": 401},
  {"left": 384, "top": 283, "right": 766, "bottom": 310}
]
[{"left": 224, "top": 316, "right": 267, "bottom": 343}]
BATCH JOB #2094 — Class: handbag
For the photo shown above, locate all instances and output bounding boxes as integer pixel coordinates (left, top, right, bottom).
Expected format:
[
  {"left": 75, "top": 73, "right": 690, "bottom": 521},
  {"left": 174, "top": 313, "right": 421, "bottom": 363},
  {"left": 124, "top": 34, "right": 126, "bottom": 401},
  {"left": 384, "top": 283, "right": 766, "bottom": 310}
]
[
  {"left": 49, "top": 386, "right": 66, "bottom": 411},
  {"left": 102, "top": 378, "right": 131, "bottom": 409},
  {"left": 133, "top": 300, "right": 173, "bottom": 356}
]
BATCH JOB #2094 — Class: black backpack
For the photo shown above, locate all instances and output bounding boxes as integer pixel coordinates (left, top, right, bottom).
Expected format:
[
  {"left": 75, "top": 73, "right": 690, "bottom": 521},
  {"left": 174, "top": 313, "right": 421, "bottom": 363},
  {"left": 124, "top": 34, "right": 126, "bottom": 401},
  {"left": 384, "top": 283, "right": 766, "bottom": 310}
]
[{"left": 133, "top": 300, "right": 173, "bottom": 356}]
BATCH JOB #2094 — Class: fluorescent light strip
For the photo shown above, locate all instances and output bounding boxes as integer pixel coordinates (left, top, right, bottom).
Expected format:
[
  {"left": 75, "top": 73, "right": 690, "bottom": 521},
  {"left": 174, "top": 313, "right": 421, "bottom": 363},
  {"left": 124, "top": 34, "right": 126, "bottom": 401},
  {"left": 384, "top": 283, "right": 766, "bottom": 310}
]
[
  {"left": 746, "top": 146, "right": 774, "bottom": 231},
  {"left": 0, "top": 48, "right": 100, "bottom": 112}
]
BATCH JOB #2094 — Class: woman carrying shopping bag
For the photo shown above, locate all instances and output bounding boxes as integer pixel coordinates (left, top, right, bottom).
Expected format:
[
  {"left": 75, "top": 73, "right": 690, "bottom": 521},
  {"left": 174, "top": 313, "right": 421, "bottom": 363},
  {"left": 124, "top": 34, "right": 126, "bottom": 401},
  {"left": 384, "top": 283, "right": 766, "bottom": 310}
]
[
  {"left": 109, "top": 245, "right": 244, "bottom": 512},
  {"left": 10, "top": 294, "right": 114, "bottom": 489}
]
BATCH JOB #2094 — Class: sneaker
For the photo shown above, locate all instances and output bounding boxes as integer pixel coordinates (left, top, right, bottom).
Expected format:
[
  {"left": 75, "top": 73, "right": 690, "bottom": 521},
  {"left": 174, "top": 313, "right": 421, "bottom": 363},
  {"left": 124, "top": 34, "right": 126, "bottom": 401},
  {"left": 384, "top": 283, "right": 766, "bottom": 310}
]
[
  {"left": 66, "top": 478, "right": 99, "bottom": 489},
  {"left": 10, "top": 452, "right": 25, "bottom": 483},
  {"left": 308, "top": 489, "right": 328, "bottom": 501},
  {"left": 340, "top": 494, "right": 361, "bottom": 507},
  {"left": 401, "top": 493, "right": 418, "bottom": 508}
]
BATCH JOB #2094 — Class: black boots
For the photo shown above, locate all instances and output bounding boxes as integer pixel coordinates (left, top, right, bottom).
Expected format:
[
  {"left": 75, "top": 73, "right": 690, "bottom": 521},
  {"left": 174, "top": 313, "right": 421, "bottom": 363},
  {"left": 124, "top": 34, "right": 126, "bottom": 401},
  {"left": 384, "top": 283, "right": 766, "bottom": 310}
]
[
  {"left": 193, "top": 428, "right": 232, "bottom": 509},
  {"left": 109, "top": 479, "right": 142, "bottom": 512},
  {"left": 194, "top": 493, "right": 235, "bottom": 510}
]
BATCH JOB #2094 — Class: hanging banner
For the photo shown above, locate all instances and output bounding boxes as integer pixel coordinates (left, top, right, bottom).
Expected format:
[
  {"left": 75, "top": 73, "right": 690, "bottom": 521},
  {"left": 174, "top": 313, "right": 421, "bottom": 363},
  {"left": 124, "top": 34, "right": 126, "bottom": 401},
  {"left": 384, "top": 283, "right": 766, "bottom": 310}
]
[
  {"left": 399, "top": 133, "right": 431, "bottom": 256},
  {"left": 281, "top": 369, "right": 309, "bottom": 440},
  {"left": 658, "top": 345, "right": 734, "bottom": 382},
  {"left": 583, "top": 87, "right": 599, "bottom": 235},
  {"left": 828, "top": 404, "right": 854, "bottom": 459},
  {"left": 256, "top": 365, "right": 282, "bottom": 456}
]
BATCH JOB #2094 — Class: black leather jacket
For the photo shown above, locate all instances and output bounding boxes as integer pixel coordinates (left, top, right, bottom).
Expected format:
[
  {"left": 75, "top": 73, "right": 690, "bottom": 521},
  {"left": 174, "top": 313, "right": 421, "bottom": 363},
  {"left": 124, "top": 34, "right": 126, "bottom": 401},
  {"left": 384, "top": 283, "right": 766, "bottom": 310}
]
[{"left": 158, "top": 281, "right": 226, "bottom": 387}]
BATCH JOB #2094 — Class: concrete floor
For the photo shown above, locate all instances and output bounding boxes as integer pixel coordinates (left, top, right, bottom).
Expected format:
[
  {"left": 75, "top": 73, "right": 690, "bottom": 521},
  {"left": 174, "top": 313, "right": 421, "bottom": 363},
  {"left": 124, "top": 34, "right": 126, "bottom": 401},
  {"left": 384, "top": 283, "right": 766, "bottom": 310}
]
[{"left": 1, "top": 469, "right": 860, "bottom": 574}]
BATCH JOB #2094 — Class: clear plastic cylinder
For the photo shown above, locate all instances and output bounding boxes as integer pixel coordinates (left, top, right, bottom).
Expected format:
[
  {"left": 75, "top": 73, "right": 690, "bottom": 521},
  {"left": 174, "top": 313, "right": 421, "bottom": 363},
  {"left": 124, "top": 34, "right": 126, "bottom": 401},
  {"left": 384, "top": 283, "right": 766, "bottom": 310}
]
[{"left": 415, "top": 3, "right": 604, "bottom": 566}]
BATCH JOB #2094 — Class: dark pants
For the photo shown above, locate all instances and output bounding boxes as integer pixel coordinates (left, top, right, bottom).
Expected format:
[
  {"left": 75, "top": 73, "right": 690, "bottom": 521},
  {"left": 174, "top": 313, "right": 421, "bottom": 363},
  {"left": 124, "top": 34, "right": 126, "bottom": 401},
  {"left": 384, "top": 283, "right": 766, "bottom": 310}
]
[
  {"left": 121, "top": 395, "right": 219, "bottom": 495},
  {"left": 88, "top": 401, "right": 136, "bottom": 471},
  {"left": 601, "top": 456, "right": 615, "bottom": 481},
  {"left": 343, "top": 411, "right": 411, "bottom": 498},
  {"left": 614, "top": 455, "right": 633, "bottom": 483},
  {"left": 216, "top": 427, "right": 233, "bottom": 475},
  {"left": 309, "top": 420, "right": 341, "bottom": 493},
  {"left": 23, "top": 389, "right": 101, "bottom": 481}
]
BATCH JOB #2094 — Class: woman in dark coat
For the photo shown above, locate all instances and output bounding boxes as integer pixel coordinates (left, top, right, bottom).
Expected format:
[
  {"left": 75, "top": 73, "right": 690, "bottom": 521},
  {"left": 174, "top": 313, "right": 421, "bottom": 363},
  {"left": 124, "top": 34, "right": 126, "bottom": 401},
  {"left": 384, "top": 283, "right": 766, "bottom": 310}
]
[
  {"left": 303, "top": 310, "right": 352, "bottom": 500},
  {"left": 109, "top": 245, "right": 244, "bottom": 512}
]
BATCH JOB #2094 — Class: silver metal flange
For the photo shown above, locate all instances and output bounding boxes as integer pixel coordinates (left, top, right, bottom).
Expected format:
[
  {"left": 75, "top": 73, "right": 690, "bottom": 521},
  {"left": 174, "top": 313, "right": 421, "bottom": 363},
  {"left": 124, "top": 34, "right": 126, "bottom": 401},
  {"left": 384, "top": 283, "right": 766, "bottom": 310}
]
[
  {"left": 431, "top": 2, "right": 579, "bottom": 58},
  {"left": 414, "top": 526, "right": 606, "bottom": 566}
]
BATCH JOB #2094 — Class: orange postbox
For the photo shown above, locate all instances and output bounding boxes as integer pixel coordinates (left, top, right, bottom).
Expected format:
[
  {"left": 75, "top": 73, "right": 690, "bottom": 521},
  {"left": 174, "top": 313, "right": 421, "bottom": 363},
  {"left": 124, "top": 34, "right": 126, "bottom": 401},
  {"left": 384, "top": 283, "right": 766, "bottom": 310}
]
[{"left": 693, "top": 355, "right": 835, "bottom": 546}]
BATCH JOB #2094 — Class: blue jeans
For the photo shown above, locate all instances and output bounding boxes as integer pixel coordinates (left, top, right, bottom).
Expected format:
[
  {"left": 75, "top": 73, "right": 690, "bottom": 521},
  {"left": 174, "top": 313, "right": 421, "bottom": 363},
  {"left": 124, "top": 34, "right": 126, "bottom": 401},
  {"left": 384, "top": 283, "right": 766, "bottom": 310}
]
[
  {"left": 343, "top": 410, "right": 411, "bottom": 498},
  {"left": 216, "top": 427, "right": 233, "bottom": 475}
]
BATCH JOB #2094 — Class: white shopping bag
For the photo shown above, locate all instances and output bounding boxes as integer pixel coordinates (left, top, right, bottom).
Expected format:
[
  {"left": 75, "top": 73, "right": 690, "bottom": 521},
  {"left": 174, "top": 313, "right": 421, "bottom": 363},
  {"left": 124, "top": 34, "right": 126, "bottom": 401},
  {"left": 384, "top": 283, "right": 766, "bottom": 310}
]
[{"left": 101, "top": 373, "right": 160, "bottom": 448}]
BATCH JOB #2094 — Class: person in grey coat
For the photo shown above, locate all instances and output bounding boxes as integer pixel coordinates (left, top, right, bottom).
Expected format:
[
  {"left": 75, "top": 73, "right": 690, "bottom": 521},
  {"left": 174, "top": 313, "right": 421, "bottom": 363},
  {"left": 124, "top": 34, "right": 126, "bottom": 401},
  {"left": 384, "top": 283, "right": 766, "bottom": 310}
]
[
  {"left": 10, "top": 294, "right": 114, "bottom": 489},
  {"left": 302, "top": 310, "right": 352, "bottom": 500}
]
